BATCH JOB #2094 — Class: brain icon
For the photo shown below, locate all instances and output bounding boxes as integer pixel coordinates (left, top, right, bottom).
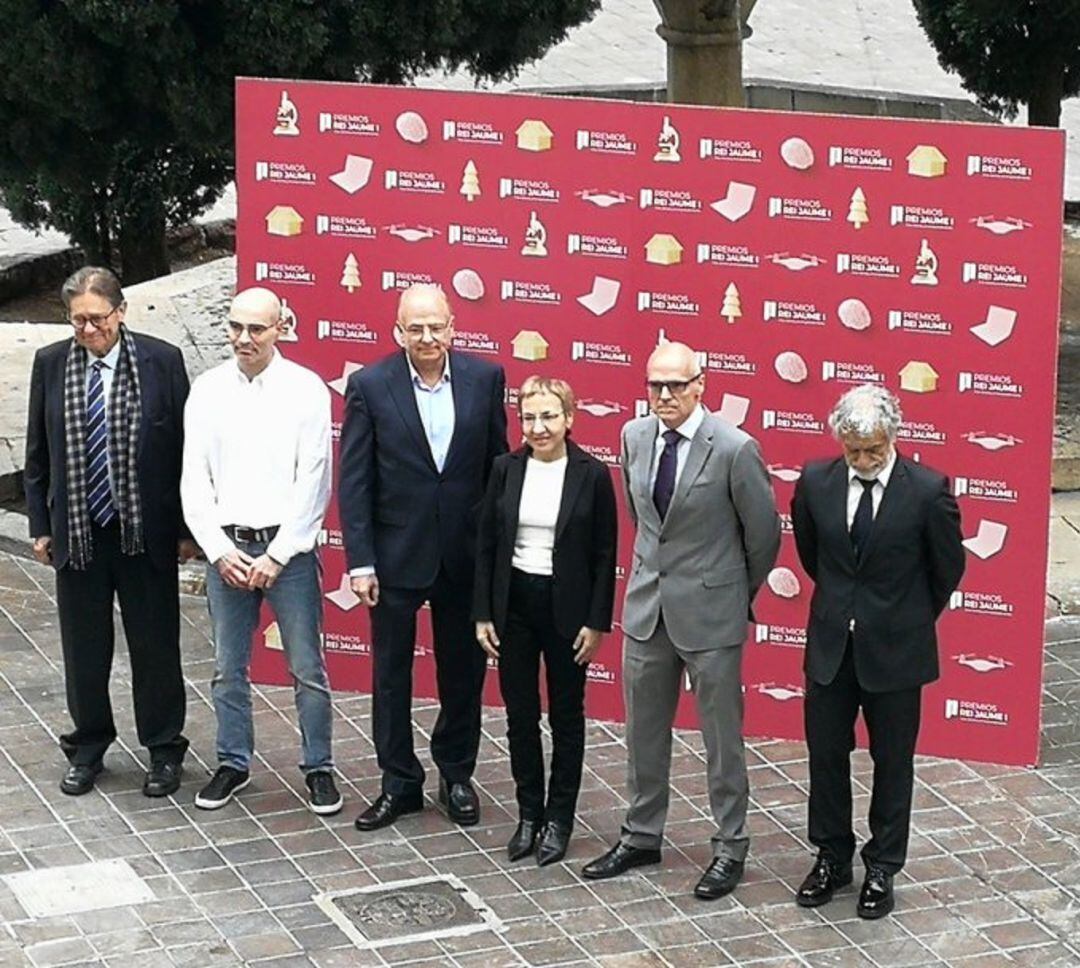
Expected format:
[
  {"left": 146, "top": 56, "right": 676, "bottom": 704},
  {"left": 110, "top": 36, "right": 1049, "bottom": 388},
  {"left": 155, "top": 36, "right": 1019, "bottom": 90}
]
[
  {"left": 838, "top": 298, "right": 872, "bottom": 331},
  {"left": 452, "top": 268, "right": 485, "bottom": 301},
  {"left": 395, "top": 111, "right": 429, "bottom": 144},
  {"left": 767, "top": 567, "right": 801, "bottom": 598},
  {"left": 780, "top": 137, "right": 814, "bottom": 170},
  {"left": 774, "top": 351, "right": 808, "bottom": 383}
]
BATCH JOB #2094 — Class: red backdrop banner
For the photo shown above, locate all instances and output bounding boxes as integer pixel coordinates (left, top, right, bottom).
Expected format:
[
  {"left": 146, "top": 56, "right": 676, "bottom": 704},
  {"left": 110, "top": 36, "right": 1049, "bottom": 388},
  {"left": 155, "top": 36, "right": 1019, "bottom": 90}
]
[{"left": 235, "top": 78, "right": 1065, "bottom": 767}]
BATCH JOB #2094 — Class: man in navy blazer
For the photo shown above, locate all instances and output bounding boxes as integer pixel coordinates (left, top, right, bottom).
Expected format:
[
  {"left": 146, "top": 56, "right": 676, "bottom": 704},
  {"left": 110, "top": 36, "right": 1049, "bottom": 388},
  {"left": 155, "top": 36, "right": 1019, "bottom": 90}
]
[
  {"left": 791, "top": 384, "right": 964, "bottom": 919},
  {"left": 24, "top": 266, "right": 193, "bottom": 799},
  {"left": 339, "top": 284, "right": 507, "bottom": 830}
]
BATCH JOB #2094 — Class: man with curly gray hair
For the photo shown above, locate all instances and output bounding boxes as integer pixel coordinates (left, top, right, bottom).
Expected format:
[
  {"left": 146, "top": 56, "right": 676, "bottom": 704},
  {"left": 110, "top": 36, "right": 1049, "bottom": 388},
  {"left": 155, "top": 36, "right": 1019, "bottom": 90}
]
[{"left": 790, "top": 384, "right": 965, "bottom": 919}]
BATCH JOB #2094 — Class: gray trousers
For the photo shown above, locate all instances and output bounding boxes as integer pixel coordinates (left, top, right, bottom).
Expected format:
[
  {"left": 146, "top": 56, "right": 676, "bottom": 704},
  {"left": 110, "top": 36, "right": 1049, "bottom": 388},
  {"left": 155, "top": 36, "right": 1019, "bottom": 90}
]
[{"left": 620, "top": 620, "right": 750, "bottom": 861}]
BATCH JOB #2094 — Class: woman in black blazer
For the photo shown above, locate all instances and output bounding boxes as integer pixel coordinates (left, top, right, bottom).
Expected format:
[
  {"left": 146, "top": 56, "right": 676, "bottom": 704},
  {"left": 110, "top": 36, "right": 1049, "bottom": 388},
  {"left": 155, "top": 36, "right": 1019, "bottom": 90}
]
[{"left": 474, "top": 376, "right": 617, "bottom": 866}]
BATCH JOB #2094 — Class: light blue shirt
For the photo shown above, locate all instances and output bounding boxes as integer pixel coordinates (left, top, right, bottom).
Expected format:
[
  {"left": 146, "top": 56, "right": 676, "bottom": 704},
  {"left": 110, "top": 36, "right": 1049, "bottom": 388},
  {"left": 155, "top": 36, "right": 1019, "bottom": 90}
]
[
  {"left": 649, "top": 403, "right": 706, "bottom": 491},
  {"left": 408, "top": 353, "right": 456, "bottom": 473}
]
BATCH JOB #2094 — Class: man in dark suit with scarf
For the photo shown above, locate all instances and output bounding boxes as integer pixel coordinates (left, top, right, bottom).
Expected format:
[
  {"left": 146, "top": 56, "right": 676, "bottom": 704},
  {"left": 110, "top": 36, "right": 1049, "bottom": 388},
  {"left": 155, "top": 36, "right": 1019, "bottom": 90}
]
[
  {"left": 24, "top": 266, "right": 193, "bottom": 798},
  {"left": 791, "top": 384, "right": 965, "bottom": 918}
]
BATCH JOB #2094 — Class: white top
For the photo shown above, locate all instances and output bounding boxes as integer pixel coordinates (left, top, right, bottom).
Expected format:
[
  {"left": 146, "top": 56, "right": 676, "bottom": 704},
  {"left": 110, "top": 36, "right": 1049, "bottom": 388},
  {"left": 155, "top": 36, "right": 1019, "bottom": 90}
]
[
  {"left": 181, "top": 350, "right": 332, "bottom": 566},
  {"left": 512, "top": 455, "right": 568, "bottom": 576},
  {"left": 845, "top": 450, "right": 897, "bottom": 529},
  {"left": 648, "top": 403, "right": 706, "bottom": 491}
]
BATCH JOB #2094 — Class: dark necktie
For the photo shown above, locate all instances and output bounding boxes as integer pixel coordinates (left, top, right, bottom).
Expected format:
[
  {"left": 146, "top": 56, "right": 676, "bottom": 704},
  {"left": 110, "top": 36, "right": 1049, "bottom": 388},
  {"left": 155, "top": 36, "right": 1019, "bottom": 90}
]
[
  {"left": 86, "top": 359, "right": 115, "bottom": 527},
  {"left": 652, "top": 429, "right": 681, "bottom": 520},
  {"left": 850, "top": 477, "right": 876, "bottom": 560}
]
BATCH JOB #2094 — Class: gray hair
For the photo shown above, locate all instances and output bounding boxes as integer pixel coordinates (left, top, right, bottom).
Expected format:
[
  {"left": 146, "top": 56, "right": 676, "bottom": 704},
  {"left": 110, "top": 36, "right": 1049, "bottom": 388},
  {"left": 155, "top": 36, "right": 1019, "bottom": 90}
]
[
  {"left": 61, "top": 266, "right": 124, "bottom": 310},
  {"left": 827, "top": 384, "right": 902, "bottom": 440}
]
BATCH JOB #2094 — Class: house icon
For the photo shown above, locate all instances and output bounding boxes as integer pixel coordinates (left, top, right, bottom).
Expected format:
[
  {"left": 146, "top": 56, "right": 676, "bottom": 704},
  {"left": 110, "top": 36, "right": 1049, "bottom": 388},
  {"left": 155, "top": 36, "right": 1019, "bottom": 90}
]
[
  {"left": 512, "top": 329, "right": 549, "bottom": 362},
  {"left": 516, "top": 119, "right": 554, "bottom": 152},
  {"left": 906, "top": 145, "right": 947, "bottom": 178},
  {"left": 645, "top": 233, "right": 684, "bottom": 266},
  {"left": 899, "top": 360, "right": 939, "bottom": 393},
  {"left": 265, "top": 205, "right": 304, "bottom": 237}
]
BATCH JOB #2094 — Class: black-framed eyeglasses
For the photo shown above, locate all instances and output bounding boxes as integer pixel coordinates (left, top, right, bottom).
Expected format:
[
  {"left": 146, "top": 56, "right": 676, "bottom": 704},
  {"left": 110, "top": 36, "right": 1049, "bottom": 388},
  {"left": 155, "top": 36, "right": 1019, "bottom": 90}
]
[
  {"left": 520, "top": 411, "right": 565, "bottom": 428},
  {"left": 227, "top": 319, "right": 272, "bottom": 338},
  {"left": 68, "top": 306, "right": 120, "bottom": 330},
  {"left": 646, "top": 373, "right": 702, "bottom": 395}
]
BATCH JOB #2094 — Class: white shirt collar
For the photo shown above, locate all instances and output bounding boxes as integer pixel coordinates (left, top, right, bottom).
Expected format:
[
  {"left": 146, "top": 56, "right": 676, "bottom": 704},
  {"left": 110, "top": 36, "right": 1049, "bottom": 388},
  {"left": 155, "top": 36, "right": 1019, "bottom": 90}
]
[
  {"left": 233, "top": 348, "right": 282, "bottom": 385},
  {"left": 660, "top": 403, "right": 705, "bottom": 442},
  {"left": 407, "top": 351, "right": 452, "bottom": 389},
  {"left": 848, "top": 447, "right": 897, "bottom": 488}
]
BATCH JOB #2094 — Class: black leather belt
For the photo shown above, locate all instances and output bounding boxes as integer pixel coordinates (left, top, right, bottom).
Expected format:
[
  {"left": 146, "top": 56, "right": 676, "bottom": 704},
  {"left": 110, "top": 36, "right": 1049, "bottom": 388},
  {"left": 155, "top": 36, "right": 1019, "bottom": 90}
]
[{"left": 223, "top": 524, "right": 280, "bottom": 543}]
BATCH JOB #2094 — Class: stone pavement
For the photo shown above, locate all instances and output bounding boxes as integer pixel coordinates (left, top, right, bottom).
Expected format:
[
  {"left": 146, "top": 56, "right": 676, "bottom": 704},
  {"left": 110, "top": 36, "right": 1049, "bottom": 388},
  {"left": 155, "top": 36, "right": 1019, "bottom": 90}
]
[{"left": 1, "top": 551, "right": 1079, "bottom": 967}]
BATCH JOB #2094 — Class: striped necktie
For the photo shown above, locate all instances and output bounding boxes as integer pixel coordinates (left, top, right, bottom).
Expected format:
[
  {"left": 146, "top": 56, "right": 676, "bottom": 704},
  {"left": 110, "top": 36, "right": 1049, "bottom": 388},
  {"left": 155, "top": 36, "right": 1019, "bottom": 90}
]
[{"left": 86, "top": 359, "right": 115, "bottom": 527}]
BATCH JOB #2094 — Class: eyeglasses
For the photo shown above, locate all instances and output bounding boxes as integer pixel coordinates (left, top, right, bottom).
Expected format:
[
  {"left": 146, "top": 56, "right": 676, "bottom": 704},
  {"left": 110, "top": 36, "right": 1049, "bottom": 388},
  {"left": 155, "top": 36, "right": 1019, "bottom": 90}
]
[
  {"left": 401, "top": 322, "right": 450, "bottom": 339},
  {"left": 645, "top": 373, "right": 702, "bottom": 396},
  {"left": 227, "top": 320, "right": 272, "bottom": 338},
  {"left": 520, "top": 411, "right": 565, "bottom": 428},
  {"left": 68, "top": 307, "right": 120, "bottom": 330}
]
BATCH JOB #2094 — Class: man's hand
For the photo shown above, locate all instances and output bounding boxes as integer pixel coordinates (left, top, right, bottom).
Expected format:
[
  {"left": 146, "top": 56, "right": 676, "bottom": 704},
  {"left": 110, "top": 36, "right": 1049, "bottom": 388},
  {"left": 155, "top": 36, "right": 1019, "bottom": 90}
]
[
  {"left": 475, "top": 621, "right": 500, "bottom": 659},
  {"left": 177, "top": 539, "right": 200, "bottom": 563},
  {"left": 32, "top": 536, "right": 52, "bottom": 565},
  {"left": 350, "top": 574, "right": 380, "bottom": 607},
  {"left": 573, "top": 627, "right": 603, "bottom": 666},
  {"left": 216, "top": 548, "right": 254, "bottom": 589},
  {"left": 247, "top": 554, "right": 284, "bottom": 590}
]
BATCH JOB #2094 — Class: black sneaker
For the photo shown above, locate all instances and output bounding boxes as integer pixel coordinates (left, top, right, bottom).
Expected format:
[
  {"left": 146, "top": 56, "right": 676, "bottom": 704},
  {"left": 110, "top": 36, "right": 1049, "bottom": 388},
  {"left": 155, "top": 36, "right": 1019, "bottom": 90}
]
[
  {"left": 194, "top": 766, "right": 250, "bottom": 810},
  {"left": 306, "top": 771, "right": 343, "bottom": 816}
]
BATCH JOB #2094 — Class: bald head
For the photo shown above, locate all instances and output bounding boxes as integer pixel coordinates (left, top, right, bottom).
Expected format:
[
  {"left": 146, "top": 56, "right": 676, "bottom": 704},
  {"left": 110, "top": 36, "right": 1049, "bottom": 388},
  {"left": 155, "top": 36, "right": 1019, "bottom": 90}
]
[
  {"left": 397, "top": 284, "right": 451, "bottom": 323},
  {"left": 396, "top": 284, "right": 455, "bottom": 378},
  {"left": 231, "top": 286, "right": 282, "bottom": 324},
  {"left": 646, "top": 340, "right": 704, "bottom": 429}
]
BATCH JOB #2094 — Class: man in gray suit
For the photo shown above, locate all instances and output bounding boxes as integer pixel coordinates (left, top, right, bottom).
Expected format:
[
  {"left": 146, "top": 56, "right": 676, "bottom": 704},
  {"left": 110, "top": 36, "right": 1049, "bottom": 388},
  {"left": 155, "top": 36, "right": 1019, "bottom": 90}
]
[{"left": 583, "top": 341, "right": 780, "bottom": 899}]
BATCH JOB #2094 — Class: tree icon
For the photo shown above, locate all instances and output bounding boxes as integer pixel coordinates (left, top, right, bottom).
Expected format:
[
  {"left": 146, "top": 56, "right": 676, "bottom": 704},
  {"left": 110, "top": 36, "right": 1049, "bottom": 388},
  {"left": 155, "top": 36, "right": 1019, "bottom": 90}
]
[
  {"left": 847, "top": 187, "right": 869, "bottom": 229},
  {"left": 460, "top": 160, "right": 480, "bottom": 201},
  {"left": 721, "top": 282, "right": 742, "bottom": 323},
  {"left": 340, "top": 253, "right": 361, "bottom": 293}
]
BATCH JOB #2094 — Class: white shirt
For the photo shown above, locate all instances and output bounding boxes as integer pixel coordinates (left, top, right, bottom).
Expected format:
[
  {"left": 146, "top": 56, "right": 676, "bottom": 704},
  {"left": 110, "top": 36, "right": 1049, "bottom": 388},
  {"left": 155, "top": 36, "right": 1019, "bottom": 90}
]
[
  {"left": 648, "top": 404, "right": 706, "bottom": 491},
  {"left": 845, "top": 450, "right": 897, "bottom": 529},
  {"left": 86, "top": 340, "right": 122, "bottom": 499},
  {"left": 512, "top": 455, "right": 568, "bottom": 575},
  {"left": 181, "top": 350, "right": 332, "bottom": 566}
]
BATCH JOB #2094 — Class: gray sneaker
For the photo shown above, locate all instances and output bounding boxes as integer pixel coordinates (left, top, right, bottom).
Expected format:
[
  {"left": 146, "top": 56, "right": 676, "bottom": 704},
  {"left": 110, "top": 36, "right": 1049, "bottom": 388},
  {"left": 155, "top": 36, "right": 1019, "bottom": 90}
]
[{"left": 306, "top": 771, "right": 343, "bottom": 815}]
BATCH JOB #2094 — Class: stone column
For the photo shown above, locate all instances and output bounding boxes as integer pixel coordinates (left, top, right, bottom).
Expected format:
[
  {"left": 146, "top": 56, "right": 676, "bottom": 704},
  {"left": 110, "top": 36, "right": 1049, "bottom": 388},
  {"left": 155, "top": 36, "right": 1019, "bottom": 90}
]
[{"left": 654, "top": 0, "right": 749, "bottom": 107}]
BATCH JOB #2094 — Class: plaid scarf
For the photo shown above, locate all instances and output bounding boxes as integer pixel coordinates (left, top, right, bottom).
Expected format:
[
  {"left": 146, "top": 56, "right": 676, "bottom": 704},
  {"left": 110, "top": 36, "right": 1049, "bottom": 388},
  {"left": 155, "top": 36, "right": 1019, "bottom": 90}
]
[{"left": 62, "top": 324, "right": 145, "bottom": 569}]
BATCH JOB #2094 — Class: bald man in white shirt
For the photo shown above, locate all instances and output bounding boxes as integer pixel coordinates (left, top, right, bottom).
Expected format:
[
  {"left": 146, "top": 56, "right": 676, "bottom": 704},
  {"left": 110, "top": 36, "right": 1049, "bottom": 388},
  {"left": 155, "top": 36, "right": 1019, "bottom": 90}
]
[{"left": 182, "top": 287, "right": 340, "bottom": 816}]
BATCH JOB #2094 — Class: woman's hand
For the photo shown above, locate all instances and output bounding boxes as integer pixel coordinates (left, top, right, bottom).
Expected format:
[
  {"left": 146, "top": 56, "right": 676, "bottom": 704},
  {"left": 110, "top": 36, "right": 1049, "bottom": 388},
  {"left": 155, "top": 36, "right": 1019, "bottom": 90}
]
[
  {"left": 475, "top": 621, "right": 500, "bottom": 659},
  {"left": 573, "top": 627, "right": 603, "bottom": 666}
]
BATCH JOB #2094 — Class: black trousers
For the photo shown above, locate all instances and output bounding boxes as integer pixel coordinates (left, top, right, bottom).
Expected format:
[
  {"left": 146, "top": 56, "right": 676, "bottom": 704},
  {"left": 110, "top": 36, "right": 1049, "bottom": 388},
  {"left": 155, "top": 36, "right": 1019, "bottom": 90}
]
[
  {"left": 370, "top": 566, "right": 487, "bottom": 795},
  {"left": 55, "top": 522, "right": 188, "bottom": 768},
  {"left": 497, "top": 569, "right": 587, "bottom": 825},
  {"left": 805, "top": 638, "right": 921, "bottom": 874}
]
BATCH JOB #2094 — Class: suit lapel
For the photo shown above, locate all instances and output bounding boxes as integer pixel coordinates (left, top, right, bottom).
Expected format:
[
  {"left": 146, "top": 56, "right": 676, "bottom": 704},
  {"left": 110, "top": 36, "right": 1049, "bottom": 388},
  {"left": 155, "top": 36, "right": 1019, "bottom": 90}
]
[
  {"left": 503, "top": 450, "right": 527, "bottom": 540},
  {"left": 633, "top": 419, "right": 662, "bottom": 528},
  {"left": 555, "top": 443, "right": 588, "bottom": 541},
  {"left": 825, "top": 459, "right": 855, "bottom": 568},
  {"left": 385, "top": 352, "right": 437, "bottom": 473},
  {"left": 858, "top": 456, "right": 909, "bottom": 569},
  {"left": 442, "top": 352, "right": 472, "bottom": 476},
  {"left": 663, "top": 417, "right": 713, "bottom": 525}
]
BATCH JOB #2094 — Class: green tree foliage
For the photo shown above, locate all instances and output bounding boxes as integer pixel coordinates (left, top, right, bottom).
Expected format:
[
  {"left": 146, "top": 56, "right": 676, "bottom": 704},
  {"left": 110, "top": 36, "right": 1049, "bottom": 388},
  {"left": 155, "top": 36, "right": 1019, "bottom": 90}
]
[
  {"left": 913, "top": 0, "right": 1080, "bottom": 128},
  {"left": 0, "top": 1, "right": 599, "bottom": 283}
]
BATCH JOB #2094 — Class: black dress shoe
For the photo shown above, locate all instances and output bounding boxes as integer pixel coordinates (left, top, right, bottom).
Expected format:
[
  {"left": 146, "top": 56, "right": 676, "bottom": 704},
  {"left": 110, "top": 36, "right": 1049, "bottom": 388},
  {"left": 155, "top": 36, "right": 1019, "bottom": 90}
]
[
  {"left": 438, "top": 777, "right": 479, "bottom": 826},
  {"left": 796, "top": 854, "right": 853, "bottom": 907},
  {"left": 60, "top": 763, "right": 102, "bottom": 796},
  {"left": 582, "top": 842, "right": 661, "bottom": 880},
  {"left": 507, "top": 819, "right": 541, "bottom": 861},
  {"left": 354, "top": 791, "right": 423, "bottom": 831},
  {"left": 857, "top": 864, "right": 895, "bottom": 919},
  {"left": 143, "top": 761, "right": 183, "bottom": 798},
  {"left": 694, "top": 857, "right": 745, "bottom": 900},
  {"left": 536, "top": 820, "right": 572, "bottom": 867}
]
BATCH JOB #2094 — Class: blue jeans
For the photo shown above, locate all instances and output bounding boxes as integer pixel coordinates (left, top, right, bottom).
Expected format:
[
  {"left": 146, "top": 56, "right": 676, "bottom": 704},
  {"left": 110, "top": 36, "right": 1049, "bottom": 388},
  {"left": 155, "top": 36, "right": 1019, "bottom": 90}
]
[{"left": 205, "top": 542, "right": 333, "bottom": 774}]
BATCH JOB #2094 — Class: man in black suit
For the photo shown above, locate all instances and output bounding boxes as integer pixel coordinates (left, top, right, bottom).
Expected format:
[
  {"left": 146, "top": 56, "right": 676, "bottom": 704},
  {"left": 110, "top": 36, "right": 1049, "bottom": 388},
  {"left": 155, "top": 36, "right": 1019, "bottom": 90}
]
[
  {"left": 790, "top": 384, "right": 964, "bottom": 918},
  {"left": 339, "top": 284, "right": 507, "bottom": 830},
  {"left": 24, "top": 266, "right": 193, "bottom": 798}
]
